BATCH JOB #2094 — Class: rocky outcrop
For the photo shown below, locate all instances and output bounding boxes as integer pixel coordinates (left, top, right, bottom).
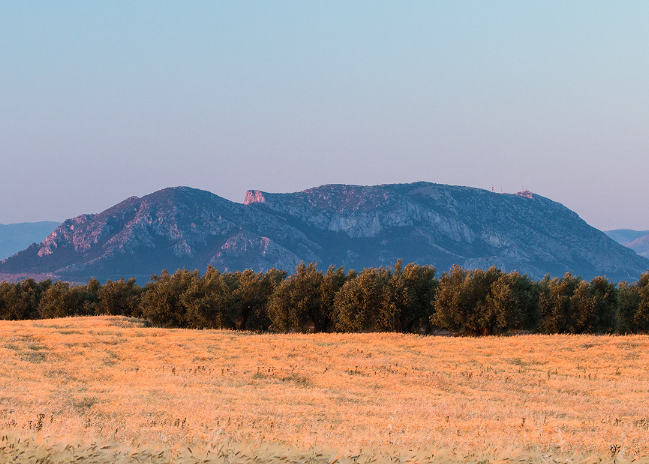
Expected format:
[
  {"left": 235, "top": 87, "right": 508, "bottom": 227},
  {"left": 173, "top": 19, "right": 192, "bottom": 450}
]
[{"left": 1, "top": 183, "right": 647, "bottom": 282}]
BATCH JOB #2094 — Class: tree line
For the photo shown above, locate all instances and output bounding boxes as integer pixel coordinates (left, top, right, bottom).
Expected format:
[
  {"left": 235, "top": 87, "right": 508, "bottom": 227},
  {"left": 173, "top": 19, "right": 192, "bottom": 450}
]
[{"left": 1, "top": 261, "right": 648, "bottom": 335}]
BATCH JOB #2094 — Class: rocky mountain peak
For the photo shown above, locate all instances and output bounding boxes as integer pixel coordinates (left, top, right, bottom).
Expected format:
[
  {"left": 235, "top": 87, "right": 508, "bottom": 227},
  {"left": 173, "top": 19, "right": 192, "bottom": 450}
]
[{"left": 244, "top": 190, "right": 267, "bottom": 205}]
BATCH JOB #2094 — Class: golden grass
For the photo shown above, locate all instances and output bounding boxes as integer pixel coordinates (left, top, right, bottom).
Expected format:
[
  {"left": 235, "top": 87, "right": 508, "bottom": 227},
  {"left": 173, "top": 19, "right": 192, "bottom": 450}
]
[{"left": 1, "top": 316, "right": 649, "bottom": 463}]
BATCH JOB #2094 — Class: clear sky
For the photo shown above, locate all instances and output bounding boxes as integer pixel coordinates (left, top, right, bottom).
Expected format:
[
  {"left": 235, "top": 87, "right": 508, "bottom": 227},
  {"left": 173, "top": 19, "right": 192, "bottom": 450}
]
[{"left": 1, "top": 1, "right": 648, "bottom": 230}]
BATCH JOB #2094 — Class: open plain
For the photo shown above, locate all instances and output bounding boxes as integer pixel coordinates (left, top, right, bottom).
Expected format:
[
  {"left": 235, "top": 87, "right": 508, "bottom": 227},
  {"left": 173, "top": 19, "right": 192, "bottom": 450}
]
[{"left": 1, "top": 316, "right": 649, "bottom": 463}]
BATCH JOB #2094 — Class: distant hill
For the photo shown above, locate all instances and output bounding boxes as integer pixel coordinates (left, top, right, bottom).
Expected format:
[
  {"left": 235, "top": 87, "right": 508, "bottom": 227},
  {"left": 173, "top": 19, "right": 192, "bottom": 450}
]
[
  {"left": 605, "top": 229, "right": 649, "bottom": 259},
  {"left": 1, "top": 183, "right": 647, "bottom": 283},
  {"left": 0, "top": 222, "right": 60, "bottom": 260}
]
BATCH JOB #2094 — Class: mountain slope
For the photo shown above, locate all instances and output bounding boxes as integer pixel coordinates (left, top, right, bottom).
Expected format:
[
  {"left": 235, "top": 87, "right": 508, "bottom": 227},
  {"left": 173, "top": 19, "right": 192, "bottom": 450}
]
[
  {"left": 245, "top": 183, "right": 648, "bottom": 281},
  {"left": 0, "top": 187, "right": 320, "bottom": 282},
  {"left": 605, "top": 229, "right": 649, "bottom": 259},
  {"left": 626, "top": 236, "right": 649, "bottom": 259},
  {"left": 1, "top": 183, "right": 647, "bottom": 282},
  {"left": 0, "top": 222, "right": 60, "bottom": 260}
]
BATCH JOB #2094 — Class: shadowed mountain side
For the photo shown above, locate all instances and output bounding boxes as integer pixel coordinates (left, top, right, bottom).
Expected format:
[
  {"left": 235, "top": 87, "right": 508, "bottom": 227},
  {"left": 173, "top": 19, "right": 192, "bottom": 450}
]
[{"left": 1, "top": 183, "right": 647, "bottom": 283}]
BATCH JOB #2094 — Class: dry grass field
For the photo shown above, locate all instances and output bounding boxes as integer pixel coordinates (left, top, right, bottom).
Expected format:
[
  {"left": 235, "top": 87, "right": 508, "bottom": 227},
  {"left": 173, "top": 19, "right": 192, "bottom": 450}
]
[{"left": 1, "top": 316, "right": 649, "bottom": 463}]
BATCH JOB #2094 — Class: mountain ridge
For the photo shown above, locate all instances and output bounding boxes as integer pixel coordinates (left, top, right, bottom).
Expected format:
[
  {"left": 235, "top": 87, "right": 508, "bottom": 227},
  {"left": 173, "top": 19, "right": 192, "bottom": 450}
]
[
  {"left": 0, "top": 221, "right": 61, "bottom": 261},
  {"left": 1, "top": 183, "right": 647, "bottom": 283},
  {"left": 605, "top": 229, "right": 649, "bottom": 258}
]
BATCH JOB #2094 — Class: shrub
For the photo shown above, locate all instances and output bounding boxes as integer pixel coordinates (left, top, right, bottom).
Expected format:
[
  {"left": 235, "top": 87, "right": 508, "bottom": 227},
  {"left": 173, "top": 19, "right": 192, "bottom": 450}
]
[
  {"left": 333, "top": 267, "right": 393, "bottom": 332},
  {"left": 431, "top": 266, "right": 502, "bottom": 335},
  {"left": 268, "top": 262, "right": 325, "bottom": 333},
  {"left": 96, "top": 278, "right": 141, "bottom": 317},
  {"left": 37, "top": 281, "right": 82, "bottom": 319},
  {"left": 538, "top": 272, "right": 582, "bottom": 334},
  {"left": 140, "top": 269, "right": 197, "bottom": 328},
  {"left": 634, "top": 272, "right": 649, "bottom": 333},
  {"left": 389, "top": 260, "right": 437, "bottom": 333}
]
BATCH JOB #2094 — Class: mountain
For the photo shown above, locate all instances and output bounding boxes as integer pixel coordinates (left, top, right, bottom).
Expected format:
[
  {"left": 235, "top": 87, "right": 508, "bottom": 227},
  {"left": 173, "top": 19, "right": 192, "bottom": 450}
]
[
  {"left": 605, "top": 229, "right": 649, "bottom": 259},
  {"left": 0, "top": 222, "right": 60, "bottom": 260},
  {"left": 244, "top": 184, "right": 648, "bottom": 282},
  {"left": 1, "top": 183, "right": 647, "bottom": 283},
  {"left": 0, "top": 187, "right": 319, "bottom": 282}
]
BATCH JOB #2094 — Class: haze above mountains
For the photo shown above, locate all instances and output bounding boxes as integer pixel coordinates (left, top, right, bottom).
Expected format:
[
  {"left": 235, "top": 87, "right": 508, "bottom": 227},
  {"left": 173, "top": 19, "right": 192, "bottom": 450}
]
[{"left": 1, "top": 182, "right": 647, "bottom": 284}]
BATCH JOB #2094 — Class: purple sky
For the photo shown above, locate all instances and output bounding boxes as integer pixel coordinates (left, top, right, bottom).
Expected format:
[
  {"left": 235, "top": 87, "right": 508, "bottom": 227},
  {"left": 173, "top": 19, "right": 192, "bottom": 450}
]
[{"left": 2, "top": 2, "right": 648, "bottom": 230}]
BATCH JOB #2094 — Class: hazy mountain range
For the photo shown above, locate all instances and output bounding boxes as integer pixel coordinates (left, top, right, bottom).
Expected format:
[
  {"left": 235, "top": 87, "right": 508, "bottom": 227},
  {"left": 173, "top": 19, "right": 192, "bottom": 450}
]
[
  {"left": 605, "top": 229, "right": 649, "bottom": 259},
  {"left": 1, "top": 183, "right": 647, "bottom": 283},
  {"left": 0, "top": 222, "right": 60, "bottom": 261}
]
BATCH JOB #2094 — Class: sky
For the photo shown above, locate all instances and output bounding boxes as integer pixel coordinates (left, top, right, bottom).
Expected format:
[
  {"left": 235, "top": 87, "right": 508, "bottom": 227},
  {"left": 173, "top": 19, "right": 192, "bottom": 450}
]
[{"left": 1, "top": 1, "right": 648, "bottom": 230}]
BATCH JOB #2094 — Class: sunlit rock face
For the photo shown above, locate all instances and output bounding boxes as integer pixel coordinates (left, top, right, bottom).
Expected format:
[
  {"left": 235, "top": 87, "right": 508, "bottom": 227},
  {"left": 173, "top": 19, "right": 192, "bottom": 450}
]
[{"left": 2, "top": 183, "right": 647, "bottom": 283}]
